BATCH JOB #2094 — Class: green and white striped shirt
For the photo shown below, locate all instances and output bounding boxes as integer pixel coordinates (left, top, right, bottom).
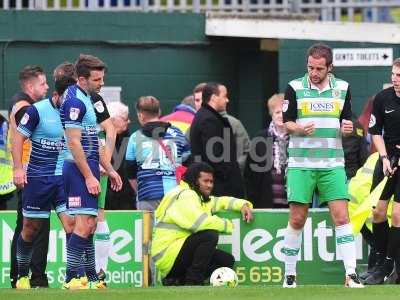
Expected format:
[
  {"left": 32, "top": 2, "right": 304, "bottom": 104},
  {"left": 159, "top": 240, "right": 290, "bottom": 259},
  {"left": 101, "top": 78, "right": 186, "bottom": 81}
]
[{"left": 283, "top": 73, "right": 352, "bottom": 169}]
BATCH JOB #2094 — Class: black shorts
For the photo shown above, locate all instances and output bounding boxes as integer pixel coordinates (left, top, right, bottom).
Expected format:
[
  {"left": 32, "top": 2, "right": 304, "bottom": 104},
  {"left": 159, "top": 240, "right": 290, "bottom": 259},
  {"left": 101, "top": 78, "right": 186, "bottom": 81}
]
[{"left": 371, "top": 155, "right": 400, "bottom": 202}]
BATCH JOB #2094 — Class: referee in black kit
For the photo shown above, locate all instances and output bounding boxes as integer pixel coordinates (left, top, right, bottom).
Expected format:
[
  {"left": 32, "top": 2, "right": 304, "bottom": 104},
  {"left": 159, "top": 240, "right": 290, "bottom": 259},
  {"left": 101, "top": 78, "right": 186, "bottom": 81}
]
[{"left": 367, "top": 58, "right": 400, "bottom": 285}]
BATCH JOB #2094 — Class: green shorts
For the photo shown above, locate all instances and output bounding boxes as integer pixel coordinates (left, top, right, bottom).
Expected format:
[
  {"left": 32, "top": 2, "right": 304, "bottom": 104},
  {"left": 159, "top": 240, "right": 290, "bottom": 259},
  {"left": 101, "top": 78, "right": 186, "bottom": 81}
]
[
  {"left": 98, "top": 175, "right": 108, "bottom": 209},
  {"left": 287, "top": 168, "right": 349, "bottom": 206}
]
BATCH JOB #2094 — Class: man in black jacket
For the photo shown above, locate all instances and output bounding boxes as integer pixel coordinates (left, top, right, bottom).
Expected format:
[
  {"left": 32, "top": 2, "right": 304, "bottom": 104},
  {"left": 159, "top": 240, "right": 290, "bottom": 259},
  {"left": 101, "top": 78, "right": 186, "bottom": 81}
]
[
  {"left": 342, "top": 114, "right": 369, "bottom": 180},
  {"left": 190, "top": 82, "right": 244, "bottom": 198}
]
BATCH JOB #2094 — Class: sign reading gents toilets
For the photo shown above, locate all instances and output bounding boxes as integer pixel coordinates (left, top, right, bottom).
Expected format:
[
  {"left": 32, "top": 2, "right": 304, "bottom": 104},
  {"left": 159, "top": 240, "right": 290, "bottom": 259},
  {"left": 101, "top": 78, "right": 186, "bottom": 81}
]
[{"left": 333, "top": 48, "right": 393, "bottom": 67}]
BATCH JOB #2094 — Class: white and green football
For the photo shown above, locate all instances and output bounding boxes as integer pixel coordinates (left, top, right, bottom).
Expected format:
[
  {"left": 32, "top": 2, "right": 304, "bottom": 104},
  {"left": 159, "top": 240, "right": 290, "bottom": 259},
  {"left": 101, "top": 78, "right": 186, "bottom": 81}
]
[{"left": 209, "top": 267, "right": 238, "bottom": 287}]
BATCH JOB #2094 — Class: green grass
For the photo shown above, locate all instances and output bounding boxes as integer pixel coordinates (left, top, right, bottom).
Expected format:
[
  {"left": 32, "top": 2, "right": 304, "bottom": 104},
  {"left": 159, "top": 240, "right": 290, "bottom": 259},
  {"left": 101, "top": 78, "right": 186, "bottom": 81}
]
[{"left": 1, "top": 285, "right": 400, "bottom": 300}]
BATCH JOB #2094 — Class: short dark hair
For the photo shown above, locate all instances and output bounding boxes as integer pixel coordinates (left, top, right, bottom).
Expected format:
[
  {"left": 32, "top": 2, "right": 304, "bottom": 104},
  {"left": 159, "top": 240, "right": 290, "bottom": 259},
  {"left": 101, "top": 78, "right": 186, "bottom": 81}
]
[
  {"left": 193, "top": 82, "right": 206, "bottom": 94},
  {"left": 55, "top": 76, "right": 77, "bottom": 96},
  {"left": 54, "top": 61, "right": 76, "bottom": 81},
  {"left": 19, "top": 65, "right": 45, "bottom": 85},
  {"left": 307, "top": 43, "right": 333, "bottom": 66},
  {"left": 183, "top": 162, "right": 214, "bottom": 189},
  {"left": 202, "top": 82, "right": 221, "bottom": 105},
  {"left": 75, "top": 54, "right": 107, "bottom": 79},
  {"left": 136, "top": 96, "right": 160, "bottom": 117}
]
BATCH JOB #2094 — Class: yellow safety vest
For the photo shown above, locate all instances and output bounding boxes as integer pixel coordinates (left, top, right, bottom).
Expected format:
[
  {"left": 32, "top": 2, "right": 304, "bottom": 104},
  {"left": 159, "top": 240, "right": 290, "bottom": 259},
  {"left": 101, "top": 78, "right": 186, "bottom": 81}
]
[
  {"left": 348, "top": 152, "right": 392, "bottom": 232},
  {"left": 151, "top": 181, "right": 252, "bottom": 278},
  {"left": 0, "top": 122, "right": 16, "bottom": 195}
]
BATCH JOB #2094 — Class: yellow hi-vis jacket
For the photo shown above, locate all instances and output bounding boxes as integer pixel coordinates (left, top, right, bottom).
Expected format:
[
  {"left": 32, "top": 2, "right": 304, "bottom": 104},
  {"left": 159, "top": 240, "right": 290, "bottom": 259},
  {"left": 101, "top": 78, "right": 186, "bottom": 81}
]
[
  {"left": 348, "top": 152, "right": 392, "bottom": 233},
  {"left": 151, "top": 180, "right": 253, "bottom": 278},
  {"left": 0, "top": 121, "right": 16, "bottom": 195}
]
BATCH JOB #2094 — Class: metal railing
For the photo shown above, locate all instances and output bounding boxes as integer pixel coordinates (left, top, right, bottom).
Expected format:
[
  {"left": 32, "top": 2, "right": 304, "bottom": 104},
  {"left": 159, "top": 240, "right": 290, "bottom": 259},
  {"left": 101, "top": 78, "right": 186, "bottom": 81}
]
[{"left": 1, "top": 0, "right": 399, "bottom": 22}]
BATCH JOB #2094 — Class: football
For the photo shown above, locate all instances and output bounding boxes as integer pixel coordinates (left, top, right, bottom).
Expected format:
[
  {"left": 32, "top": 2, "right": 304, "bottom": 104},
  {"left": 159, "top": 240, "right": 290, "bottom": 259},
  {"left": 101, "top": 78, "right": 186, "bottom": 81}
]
[{"left": 209, "top": 267, "right": 238, "bottom": 287}]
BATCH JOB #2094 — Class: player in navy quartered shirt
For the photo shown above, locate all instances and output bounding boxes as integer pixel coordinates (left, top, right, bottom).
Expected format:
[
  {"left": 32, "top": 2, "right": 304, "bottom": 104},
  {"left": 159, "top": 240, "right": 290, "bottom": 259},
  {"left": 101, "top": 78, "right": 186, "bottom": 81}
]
[
  {"left": 59, "top": 54, "right": 122, "bottom": 289},
  {"left": 12, "top": 76, "right": 76, "bottom": 286}
]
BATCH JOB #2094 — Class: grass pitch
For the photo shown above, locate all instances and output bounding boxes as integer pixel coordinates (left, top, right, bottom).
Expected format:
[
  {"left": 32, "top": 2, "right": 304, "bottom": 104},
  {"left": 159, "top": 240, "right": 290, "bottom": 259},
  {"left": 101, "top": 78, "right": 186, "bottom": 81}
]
[{"left": 1, "top": 285, "right": 400, "bottom": 300}]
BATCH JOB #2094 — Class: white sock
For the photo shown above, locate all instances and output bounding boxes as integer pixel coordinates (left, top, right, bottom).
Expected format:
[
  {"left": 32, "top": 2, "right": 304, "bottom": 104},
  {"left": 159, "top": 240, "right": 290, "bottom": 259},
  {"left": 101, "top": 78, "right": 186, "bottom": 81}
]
[
  {"left": 335, "top": 223, "right": 356, "bottom": 275},
  {"left": 94, "top": 220, "right": 111, "bottom": 273},
  {"left": 283, "top": 224, "right": 302, "bottom": 276}
]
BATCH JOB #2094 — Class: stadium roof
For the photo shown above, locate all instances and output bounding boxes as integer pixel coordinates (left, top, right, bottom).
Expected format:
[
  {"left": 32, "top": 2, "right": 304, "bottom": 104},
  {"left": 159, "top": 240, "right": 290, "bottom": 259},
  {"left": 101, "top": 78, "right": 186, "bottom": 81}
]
[{"left": 205, "top": 13, "right": 400, "bottom": 44}]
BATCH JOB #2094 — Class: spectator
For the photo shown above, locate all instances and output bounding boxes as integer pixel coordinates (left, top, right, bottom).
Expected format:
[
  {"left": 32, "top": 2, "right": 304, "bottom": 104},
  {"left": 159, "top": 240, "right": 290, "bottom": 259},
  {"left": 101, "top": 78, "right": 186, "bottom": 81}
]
[
  {"left": 105, "top": 101, "right": 136, "bottom": 210},
  {"left": 151, "top": 162, "right": 253, "bottom": 286},
  {"left": 190, "top": 82, "right": 245, "bottom": 198},
  {"left": 160, "top": 95, "right": 196, "bottom": 136},
  {"left": 192, "top": 82, "right": 250, "bottom": 175},
  {"left": 342, "top": 113, "right": 369, "bottom": 180},
  {"left": 357, "top": 96, "right": 376, "bottom": 154},
  {"left": 244, "top": 93, "right": 289, "bottom": 208},
  {"left": 193, "top": 83, "right": 206, "bottom": 111},
  {"left": 125, "top": 96, "right": 190, "bottom": 212},
  {"left": 0, "top": 113, "right": 15, "bottom": 210},
  {"left": 219, "top": 111, "right": 250, "bottom": 175}
]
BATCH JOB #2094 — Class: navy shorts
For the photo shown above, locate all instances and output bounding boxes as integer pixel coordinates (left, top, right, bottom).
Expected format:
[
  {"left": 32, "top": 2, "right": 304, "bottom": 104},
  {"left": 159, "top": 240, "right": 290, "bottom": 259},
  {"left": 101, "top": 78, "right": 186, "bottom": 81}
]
[
  {"left": 63, "top": 159, "right": 100, "bottom": 216},
  {"left": 22, "top": 176, "right": 67, "bottom": 218}
]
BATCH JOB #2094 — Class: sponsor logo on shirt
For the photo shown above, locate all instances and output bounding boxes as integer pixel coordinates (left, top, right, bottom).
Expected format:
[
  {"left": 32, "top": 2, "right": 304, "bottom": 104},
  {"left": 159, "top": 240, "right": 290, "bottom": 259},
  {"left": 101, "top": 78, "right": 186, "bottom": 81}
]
[
  {"left": 309, "top": 102, "right": 335, "bottom": 112},
  {"left": 300, "top": 101, "right": 341, "bottom": 116},
  {"left": 40, "top": 139, "right": 64, "bottom": 151},
  {"left": 26, "top": 205, "right": 40, "bottom": 210},
  {"left": 20, "top": 113, "right": 29, "bottom": 125},
  {"left": 69, "top": 107, "right": 80, "bottom": 121},
  {"left": 68, "top": 196, "right": 81, "bottom": 208}
]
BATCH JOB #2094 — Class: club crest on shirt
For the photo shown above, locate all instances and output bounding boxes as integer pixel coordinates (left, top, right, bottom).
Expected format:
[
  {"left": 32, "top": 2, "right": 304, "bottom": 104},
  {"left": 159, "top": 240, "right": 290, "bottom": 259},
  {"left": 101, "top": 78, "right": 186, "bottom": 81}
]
[
  {"left": 20, "top": 113, "right": 29, "bottom": 125},
  {"left": 93, "top": 101, "right": 104, "bottom": 113},
  {"left": 282, "top": 100, "right": 289, "bottom": 112},
  {"left": 69, "top": 107, "right": 80, "bottom": 121},
  {"left": 332, "top": 89, "right": 341, "bottom": 98},
  {"left": 369, "top": 114, "right": 376, "bottom": 128}
]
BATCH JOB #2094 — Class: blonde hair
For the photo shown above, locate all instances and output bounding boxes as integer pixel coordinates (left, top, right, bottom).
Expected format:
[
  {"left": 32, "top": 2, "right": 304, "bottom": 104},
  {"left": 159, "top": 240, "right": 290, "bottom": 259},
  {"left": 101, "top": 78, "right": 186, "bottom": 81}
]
[
  {"left": 267, "top": 93, "right": 284, "bottom": 115},
  {"left": 136, "top": 96, "right": 161, "bottom": 117}
]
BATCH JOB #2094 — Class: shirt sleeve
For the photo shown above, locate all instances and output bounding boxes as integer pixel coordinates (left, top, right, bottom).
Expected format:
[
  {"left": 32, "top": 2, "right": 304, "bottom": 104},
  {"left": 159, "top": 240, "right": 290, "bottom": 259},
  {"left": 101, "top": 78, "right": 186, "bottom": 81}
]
[
  {"left": 283, "top": 84, "right": 297, "bottom": 122},
  {"left": 172, "top": 127, "right": 191, "bottom": 164},
  {"left": 340, "top": 87, "right": 352, "bottom": 121},
  {"left": 63, "top": 98, "right": 87, "bottom": 129},
  {"left": 91, "top": 93, "right": 110, "bottom": 124},
  {"left": 168, "top": 191, "right": 234, "bottom": 234},
  {"left": 368, "top": 93, "right": 383, "bottom": 136},
  {"left": 16, "top": 106, "right": 40, "bottom": 138},
  {"left": 125, "top": 133, "right": 138, "bottom": 179},
  {"left": 14, "top": 106, "right": 29, "bottom": 126}
]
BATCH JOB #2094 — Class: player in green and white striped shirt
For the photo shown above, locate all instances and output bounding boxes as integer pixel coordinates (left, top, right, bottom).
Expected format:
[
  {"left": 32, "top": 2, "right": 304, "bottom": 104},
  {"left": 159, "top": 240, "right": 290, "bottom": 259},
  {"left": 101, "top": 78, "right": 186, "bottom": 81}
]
[{"left": 281, "top": 43, "right": 363, "bottom": 289}]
